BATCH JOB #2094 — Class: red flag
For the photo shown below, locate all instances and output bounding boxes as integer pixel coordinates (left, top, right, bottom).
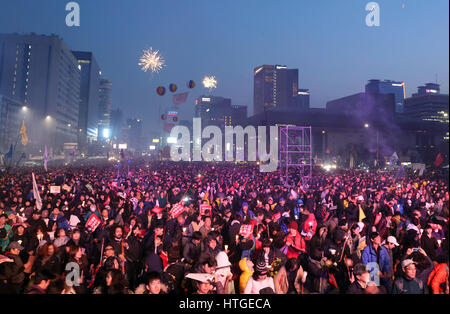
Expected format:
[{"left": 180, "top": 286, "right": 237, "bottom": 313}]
[
  {"left": 170, "top": 203, "right": 185, "bottom": 218},
  {"left": 272, "top": 212, "right": 281, "bottom": 221},
  {"left": 429, "top": 223, "right": 442, "bottom": 230},
  {"left": 239, "top": 224, "right": 254, "bottom": 237},
  {"left": 86, "top": 214, "right": 101, "bottom": 232},
  {"left": 173, "top": 92, "right": 189, "bottom": 105},
  {"left": 434, "top": 152, "right": 444, "bottom": 167}
]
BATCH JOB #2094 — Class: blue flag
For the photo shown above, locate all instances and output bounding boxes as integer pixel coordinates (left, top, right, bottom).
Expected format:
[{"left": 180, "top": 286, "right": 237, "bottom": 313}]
[{"left": 4, "top": 144, "right": 13, "bottom": 159}]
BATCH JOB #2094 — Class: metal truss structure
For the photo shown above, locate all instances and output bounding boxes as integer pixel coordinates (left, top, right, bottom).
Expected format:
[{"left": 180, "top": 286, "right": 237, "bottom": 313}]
[{"left": 279, "top": 126, "right": 313, "bottom": 185}]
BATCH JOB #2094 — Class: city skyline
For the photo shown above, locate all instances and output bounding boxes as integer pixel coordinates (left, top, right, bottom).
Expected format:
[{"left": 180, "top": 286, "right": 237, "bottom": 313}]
[{"left": 0, "top": 0, "right": 448, "bottom": 136}]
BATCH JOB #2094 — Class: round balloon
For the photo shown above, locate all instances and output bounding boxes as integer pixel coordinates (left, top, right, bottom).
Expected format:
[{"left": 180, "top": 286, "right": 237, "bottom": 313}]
[
  {"left": 187, "top": 80, "right": 195, "bottom": 89},
  {"left": 156, "top": 86, "right": 166, "bottom": 96},
  {"left": 169, "top": 84, "right": 178, "bottom": 93}
]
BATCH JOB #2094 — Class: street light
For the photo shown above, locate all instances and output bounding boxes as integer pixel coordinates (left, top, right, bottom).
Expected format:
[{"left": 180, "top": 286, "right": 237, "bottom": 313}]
[
  {"left": 364, "top": 123, "right": 369, "bottom": 128},
  {"left": 22, "top": 106, "right": 28, "bottom": 111}
]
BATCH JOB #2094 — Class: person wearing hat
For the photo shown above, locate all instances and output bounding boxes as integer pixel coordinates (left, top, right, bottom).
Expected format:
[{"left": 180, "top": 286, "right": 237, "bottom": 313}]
[
  {"left": 283, "top": 221, "right": 306, "bottom": 259},
  {"left": 243, "top": 259, "right": 275, "bottom": 294},
  {"left": 382, "top": 236, "right": 399, "bottom": 293},
  {"left": 186, "top": 273, "right": 215, "bottom": 294},
  {"left": 4, "top": 241, "right": 25, "bottom": 293},
  {"left": 214, "top": 251, "right": 234, "bottom": 294},
  {"left": 237, "top": 202, "right": 255, "bottom": 223},
  {"left": 392, "top": 259, "right": 427, "bottom": 294},
  {"left": 347, "top": 263, "right": 370, "bottom": 294},
  {"left": 238, "top": 257, "right": 254, "bottom": 294},
  {"left": 361, "top": 231, "right": 391, "bottom": 283}
]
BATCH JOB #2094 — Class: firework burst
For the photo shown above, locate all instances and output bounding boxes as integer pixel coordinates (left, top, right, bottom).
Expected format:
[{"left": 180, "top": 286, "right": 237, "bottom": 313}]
[
  {"left": 202, "top": 75, "right": 217, "bottom": 92},
  {"left": 139, "top": 47, "right": 165, "bottom": 73}
]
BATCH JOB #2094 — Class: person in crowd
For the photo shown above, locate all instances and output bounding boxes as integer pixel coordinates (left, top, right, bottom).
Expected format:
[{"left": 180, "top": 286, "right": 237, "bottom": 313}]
[
  {"left": 347, "top": 263, "right": 370, "bottom": 294},
  {"left": 243, "top": 259, "right": 275, "bottom": 294},
  {"left": 0, "top": 161, "right": 447, "bottom": 295},
  {"left": 392, "top": 259, "right": 427, "bottom": 294}
]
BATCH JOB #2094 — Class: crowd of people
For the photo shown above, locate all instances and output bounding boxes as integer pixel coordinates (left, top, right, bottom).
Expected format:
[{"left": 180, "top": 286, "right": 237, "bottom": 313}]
[{"left": 0, "top": 160, "right": 448, "bottom": 294}]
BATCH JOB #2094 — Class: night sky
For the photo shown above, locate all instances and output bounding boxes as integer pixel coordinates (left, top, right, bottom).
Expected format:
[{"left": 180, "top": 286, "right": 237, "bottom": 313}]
[{"left": 1, "top": 0, "right": 448, "bottom": 135}]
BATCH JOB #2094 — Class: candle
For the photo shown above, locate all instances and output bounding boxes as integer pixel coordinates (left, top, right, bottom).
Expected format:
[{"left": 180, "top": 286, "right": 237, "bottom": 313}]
[
  {"left": 235, "top": 235, "right": 239, "bottom": 242},
  {"left": 182, "top": 227, "right": 186, "bottom": 233},
  {"left": 224, "top": 245, "right": 228, "bottom": 251},
  {"left": 437, "top": 239, "right": 442, "bottom": 246}
]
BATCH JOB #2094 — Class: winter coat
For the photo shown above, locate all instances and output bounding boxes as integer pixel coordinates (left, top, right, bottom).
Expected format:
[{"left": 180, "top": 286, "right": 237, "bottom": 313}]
[
  {"left": 361, "top": 244, "right": 391, "bottom": 275},
  {"left": 392, "top": 275, "right": 427, "bottom": 294},
  {"left": 238, "top": 258, "right": 254, "bottom": 294},
  {"left": 427, "top": 263, "right": 449, "bottom": 294}
]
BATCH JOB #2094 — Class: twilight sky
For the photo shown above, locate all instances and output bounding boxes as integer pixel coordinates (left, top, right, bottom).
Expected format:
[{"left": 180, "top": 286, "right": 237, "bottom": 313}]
[{"left": 0, "top": 0, "right": 448, "bottom": 135}]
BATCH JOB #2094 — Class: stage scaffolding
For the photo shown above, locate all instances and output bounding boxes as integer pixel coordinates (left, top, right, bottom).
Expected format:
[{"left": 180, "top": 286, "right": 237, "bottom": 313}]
[{"left": 279, "top": 126, "right": 313, "bottom": 185}]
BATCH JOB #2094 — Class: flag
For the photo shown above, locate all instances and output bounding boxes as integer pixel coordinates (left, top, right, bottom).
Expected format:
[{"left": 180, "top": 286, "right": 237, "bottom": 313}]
[
  {"left": 4, "top": 144, "right": 13, "bottom": 159},
  {"left": 200, "top": 204, "right": 212, "bottom": 216},
  {"left": 32, "top": 172, "right": 42, "bottom": 210},
  {"left": 85, "top": 214, "right": 102, "bottom": 232},
  {"left": 173, "top": 92, "right": 189, "bottom": 106},
  {"left": 19, "top": 120, "right": 28, "bottom": 146},
  {"left": 434, "top": 152, "right": 444, "bottom": 167},
  {"left": 44, "top": 145, "right": 48, "bottom": 171},
  {"left": 272, "top": 212, "right": 281, "bottom": 221},
  {"left": 239, "top": 224, "right": 254, "bottom": 237},
  {"left": 170, "top": 203, "right": 185, "bottom": 218},
  {"left": 358, "top": 205, "right": 366, "bottom": 222}
]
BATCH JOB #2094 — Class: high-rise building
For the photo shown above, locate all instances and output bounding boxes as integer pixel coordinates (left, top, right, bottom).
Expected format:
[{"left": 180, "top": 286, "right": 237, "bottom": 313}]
[
  {"left": 194, "top": 95, "right": 247, "bottom": 128},
  {"left": 414, "top": 83, "right": 441, "bottom": 97},
  {"left": 124, "top": 118, "right": 143, "bottom": 152},
  {"left": 253, "top": 65, "right": 299, "bottom": 115},
  {"left": 109, "top": 108, "right": 123, "bottom": 143},
  {"left": 72, "top": 51, "right": 102, "bottom": 146},
  {"left": 0, "top": 33, "right": 81, "bottom": 152},
  {"left": 404, "top": 84, "right": 449, "bottom": 124},
  {"left": 0, "top": 95, "right": 23, "bottom": 152},
  {"left": 98, "top": 79, "right": 112, "bottom": 141},
  {"left": 365, "top": 79, "right": 406, "bottom": 113},
  {"left": 297, "top": 89, "right": 310, "bottom": 110}
]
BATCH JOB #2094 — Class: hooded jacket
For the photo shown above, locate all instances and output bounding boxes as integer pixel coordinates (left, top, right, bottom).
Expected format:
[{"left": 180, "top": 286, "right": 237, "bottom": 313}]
[
  {"left": 427, "top": 263, "right": 448, "bottom": 294},
  {"left": 238, "top": 257, "right": 254, "bottom": 294}
]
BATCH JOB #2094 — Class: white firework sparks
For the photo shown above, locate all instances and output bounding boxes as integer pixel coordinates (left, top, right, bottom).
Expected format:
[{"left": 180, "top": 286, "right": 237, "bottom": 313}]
[
  {"left": 139, "top": 47, "right": 165, "bottom": 73},
  {"left": 202, "top": 75, "right": 217, "bottom": 91}
]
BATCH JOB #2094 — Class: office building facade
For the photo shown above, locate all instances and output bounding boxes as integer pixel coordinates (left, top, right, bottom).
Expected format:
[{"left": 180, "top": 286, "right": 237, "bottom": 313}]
[
  {"left": 194, "top": 95, "right": 247, "bottom": 129},
  {"left": 72, "top": 51, "right": 102, "bottom": 146},
  {"left": 404, "top": 84, "right": 449, "bottom": 124},
  {"left": 365, "top": 79, "right": 406, "bottom": 113},
  {"left": 0, "top": 33, "right": 81, "bottom": 152},
  {"left": 253, "top": 65, "right": 300, "bottom": 115},
  {"left": 98, "top": 79, "right": 112, "bottom": 141}
]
